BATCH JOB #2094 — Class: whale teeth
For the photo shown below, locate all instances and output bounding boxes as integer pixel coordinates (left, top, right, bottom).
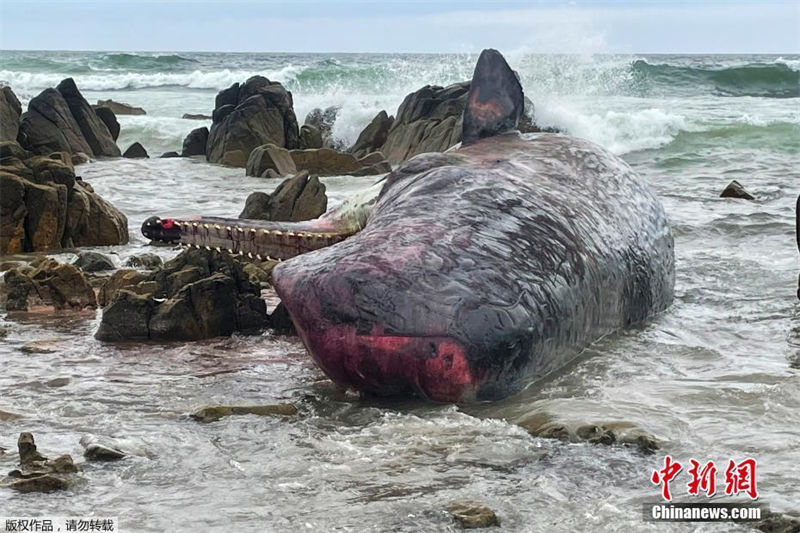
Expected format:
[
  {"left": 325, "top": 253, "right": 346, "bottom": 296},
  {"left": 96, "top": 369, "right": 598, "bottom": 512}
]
[
  {"left": 214, "top": 224, "right": 221, "bottom": 230},
  {"left": 256, "top": 254, "right": 262, "bottom": 260},
  {"left": 192, "top": 222, "right": 198, "bottom": 227},
  {"left": 250, "top": 229, "right": 257, "bottom": 234},
  {"left": 262, "top": 229, "right": 271, "bottom": 235},
  {"left": 236, "top": 227, "right": 243, "bottom": 233},
  {"left": 226, "top": 226, "right": 232, "bottom": 231},
  {"left": 274, "top": 231, "right": 283, "bottom": 236},
  {"left": 248, "top": 252, "right": 253, "bottom": 258}
]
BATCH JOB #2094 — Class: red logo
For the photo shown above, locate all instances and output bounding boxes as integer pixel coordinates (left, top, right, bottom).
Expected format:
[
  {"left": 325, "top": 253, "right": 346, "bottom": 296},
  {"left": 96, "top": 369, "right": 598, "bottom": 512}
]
[{"left": 651, "top": 457, "right": 758, "bottom": 501}]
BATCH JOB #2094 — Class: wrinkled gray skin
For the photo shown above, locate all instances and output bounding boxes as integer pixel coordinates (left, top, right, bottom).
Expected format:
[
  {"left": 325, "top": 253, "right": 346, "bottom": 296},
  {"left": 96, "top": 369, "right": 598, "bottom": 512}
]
[{"left": 272, "top": 132, "right": 675, "bottom": 401}]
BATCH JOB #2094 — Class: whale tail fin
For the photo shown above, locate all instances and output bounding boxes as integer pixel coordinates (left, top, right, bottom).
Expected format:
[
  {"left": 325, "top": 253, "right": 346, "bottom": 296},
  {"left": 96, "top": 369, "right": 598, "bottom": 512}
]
[{"left": 462, "top": 49, "right": 525, "bottom": 145}]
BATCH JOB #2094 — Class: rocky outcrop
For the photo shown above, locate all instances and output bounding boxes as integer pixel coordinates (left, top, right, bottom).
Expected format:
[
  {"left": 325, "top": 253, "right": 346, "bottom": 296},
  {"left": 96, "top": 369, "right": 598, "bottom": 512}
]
[
  {"left": 298, "top": 124, "right": 323, "bottom": 149},
  {"left": 206, "top": 76, "right": 300, "bottom": 166},
  {"left": 720, "top": 180, "right": 755, "bottom": 200},
  {"left": 96, "top": 99, "right": 145, "bottom": 115},
  {"left": 73, "top": 251, "right": 114, "bottom": 272},
  {"left": 304, "top": 106, "right": 342, "bottom": 149},
  {"left": 3, "top": 258, "right": 96, "bottom": 311},
  {"left": 0, "top": 433, "right": 78, "bottom": 493},
  {"left": 95, "top": 248, "right": 269, "bottom": 342},
  {"left": 19, "top": 79, "right": 119, "bottom": 157},
  {"left": 350, "top": 110, "right": 394, "bottom": 158},
  {"left": 93, "top": 106, "right": 120, "bottom": 141},
  {"left": 122, "top": 142, "right": 148, "bottom": 158},
  {"left": 0, "top": 86, "right": 22, "bottom": 143},
  {"left": 58, "top": 79, "right": 120, "bottom": 157},
  {"left": 245, "top": 143, "right": 297, "bottom": 177},
  {"left": 182, "top": 113, "right": 211, "bottom": 120},
  {"left": 181, "top": 126, "right": 208, "bottom": 157},
  {"left": 289, "top": 147, "right": 391, "bottom": 177},
  {"left": 0, "top": 144, "right": 128, "bottom": 254},
  {"left": 239, "top": 171, "right": 326, "bottom": 221}
]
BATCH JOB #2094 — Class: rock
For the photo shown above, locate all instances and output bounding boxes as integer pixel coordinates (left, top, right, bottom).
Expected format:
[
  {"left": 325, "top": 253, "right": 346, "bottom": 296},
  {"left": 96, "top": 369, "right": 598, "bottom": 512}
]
[
  {"left": 260, "top": 169, "right": 281, "bottom": 179},
  {"left": 96, "top": 99, "right": 146, "bottom": 115},
  {"left": 191, "top": 403, "right": 298, "bottom": 423},
  {"left": 221, "top": 150, "right": 246, "bottom": 168},
  {"left": 720, "top": 180, "right": 755, "bottom": 200},
  {"left": 20, "top": 339, "right": 63, "bottom": 354},
  {"left": 0, "top": 172, "right": 28, "bottom": 254},
  {"left": 242, "top": 261, "right": 276, "bottom": 287},
  {"left": 48, "top": 151, "right": 74, "bottom": 171},
  {"left": 289, "top": 147, "right": 390, "bottom": 177},
  {"left": 350, "top": 110, "right": 394, "bottom": 158},
  {"left": 181, "top": 126, "right": 209, "bottom": 157},
  {"left": 446, "top": 502, "right": 500, "bottom": 529},
  {"left": 206, "top": 77, "right": 300, "bottom": 165},
  {"left": 45, "top": 377, "right": 70, "bottom": 387},
  {"left": 4, "top": 259, "right": 96, "bottom": 311},
  {"left": 71, "top": 152, "right": 90, "bottom": 165},
  {"left": 73, "top": 251, "right": 114, "bottom": 272},
  {"left": 0, "top": 86, "right": 22, "bottom": 142},
  {"left": 125, "top": 253, "right": 163, "bottom": 269},
  {"left": 304, "top": 106, "right": 339, "bottom": 138},
  {"left": 757, "top": 512, "right": 800, "bottom": 533},
  {"left": 299, "top": 124, "right": 323, "bottom": 149},
  {"left": 0, "top": 409, "right": 22, "bottom": 422},
  {"left": 66, "top": 181, "right": 129, "bottom": 248},
  {"left": 19, "top": 87, "right": 94, "bottom": 155},
  {"left": 3, "top": 474, "right": 70, "bottom": 493},
  {"left": 96, "top": 248, "right": 269, "bottom": 342},
  {"left": 270, "top": 302, "right": 295, "bottom": 335},
  {"left": 0, "top": 140, "right": 29, "bottom": 160},
  {"left": 159, "top": 151, "right": 180, "bottom": 158},
  {"left": 18, "top": 432, "right": 48, "bottom": 466},
  {"left": 80, "top": 436, "right": 126, "bottom": 461},
  {"left": 355, "top": 152, "right": 392, "bottom": 175},
  {"left": 239, "top": 171, "right": 326, "bottom": 222},
  {"left": 182, "top": 113, "right": 211, "bottom": 120},
  {"left": 26, "top": 155, "right": 75, "bottom": 189},
  {"left": 97, "top": 269, "right": 147, "bottom": 306},
  {"left": 23, "top": 180, "right": 68, "bottom": 251},
  {"left": 245, "top": 143, "right": 297, "bottom": 177},
  {"left": 93, "top": 106, "right": 120, "bottom": 141},
  {"left": 57, "top": 78, "right": 120, "bottom": 157},
  {"left": 518, "top": 413, "right": 659, "bottom": 453},
  {"left": 122, "top": 142, "right": 148, "bottom": 158},
  {"left": 0, "top": 433, "right": 78, "bottom": 493}
]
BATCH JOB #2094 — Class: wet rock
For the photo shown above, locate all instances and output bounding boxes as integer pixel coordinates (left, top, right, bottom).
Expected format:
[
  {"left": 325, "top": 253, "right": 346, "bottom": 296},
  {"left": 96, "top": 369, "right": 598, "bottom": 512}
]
[
  {"left": 190, "top": 403, "right": 298, "bottom": 423},
  {"left": 182, "top": 126, "right": 208, "bottom": 157},
  {"left": 304, "top": 106, "right": 340, "bottom": 148},
  {"left": 80, "top": 436, "right": 126, "bottom": 461},
  {"left": 355, "top": 152, "right": 392, "bottom": 175},
  {"left": 57, "top": 78, "right": 120, "bottom": 157},
  {"left": 0, "top": 139, "right": 29, "bottom": 160},
  {"left": 0, "top": 86, "right": 22, "bottom": 142},
  {"left": 0, "top": 409, "right": 22, "bottom": 422},
  {"left": 518, "top": 414, "right": 659, "bottom": 453},
  {"left": 245, "top": 143, "right": 297, "bottom": 177},
  {"left": 160, "top": 151, "right": 180, "bottom": 158},
  {"left": 125, "top": 253, "right": 163, "bottom": 269},
  {"left": 242, "top": 261, "right": 277, "bottom": 287},
  {"left": 20, "top": 339, "right": 63, "bottom": 354},
  {"left": 182, "top": 113, "right": 211, "bottom": 120},
  {"left": 221, "top": 150, "right": 246, "bottom": 168},
  {"left": 270, "top": 302, "right": 295, "bottom": 335},
  {"left": 122, "top": 142, "right": 148, "bottom": 158},
  {"left": 757, "top": 511, "right": 800, "bottom": 533},
  {"left": 720, "top": 180, "right": 755, "bottom": 200},
  {"left": 207, "top": 77, "right": 300, "bottom": 165},
  {"left": 45, "top": 377, "right": 70, "bottom": 387},
  {"left": 2, "top": 474, "right": 70, "bottom": 493},
  {"left": 19, "top": 432, "right": 49, "bottom": 466},
  {"left": 71, "top": 152, "right": 90, "bottom": 166},
  {"left": 73, "top": 250, "right": 114, "bottom": 272},
  {"left": 239, "top": 171, "right": 327, "bottom": 222},
  {"left": 350, "top": 110, "right": 394, "bottom": 158},
  {"left": 0, "top": 433, "right": 78, "bottom": 493},
  {"left": 96, "top": 99, "right": 145, "bottom": 115},
  {"left": 19, "top": 87, "right": 94, "bottom": 155},
  {"left": 4, "top": 259, "right": 96, "bottom": 311},
  {"left": 66, "top": 181, "right": 129, "bottom": 248},
  {"left": 298, "top": 124, "right": 323, "bottom": 149},
  {"left": 446, "top": 502, "right": 500, "bottom": 529},
  {"left": 0, "top": 325, "right": 8, "bottom": 338},
  {"left": 96, "top": 248, "right": 269, "bottom": 342},
  {"left": 92, "top": 106, "right": 120, "bottom": 141},
  {"left": 289, "top": 147, "right": 390, "bottom": 177}
]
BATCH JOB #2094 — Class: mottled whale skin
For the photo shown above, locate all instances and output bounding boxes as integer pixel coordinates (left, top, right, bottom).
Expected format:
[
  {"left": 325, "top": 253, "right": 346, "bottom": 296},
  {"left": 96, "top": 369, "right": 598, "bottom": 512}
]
[
  {"left": 143, "top": 49, "right": 675, "bottom": 402},
  {"left": 271, "top": 132, "right": 675, "bottom": 401}
]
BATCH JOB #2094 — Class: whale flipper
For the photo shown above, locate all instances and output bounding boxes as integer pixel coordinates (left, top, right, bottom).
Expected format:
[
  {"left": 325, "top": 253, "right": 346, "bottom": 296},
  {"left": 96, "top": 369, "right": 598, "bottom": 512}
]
[{"left": 462, "top": 48, "right": 525, "bottom": 145}]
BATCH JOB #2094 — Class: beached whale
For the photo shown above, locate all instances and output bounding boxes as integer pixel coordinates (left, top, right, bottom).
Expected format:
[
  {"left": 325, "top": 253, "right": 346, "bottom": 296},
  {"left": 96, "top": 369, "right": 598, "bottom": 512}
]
[{"left": 143, "top": 49, "right": 675, "bottom": 402}]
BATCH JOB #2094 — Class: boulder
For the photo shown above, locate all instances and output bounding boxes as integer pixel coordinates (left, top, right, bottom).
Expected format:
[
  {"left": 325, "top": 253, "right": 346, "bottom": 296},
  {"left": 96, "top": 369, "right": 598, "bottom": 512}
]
[
  {"left": 0, "top": 86, "right": 22, "bottom": 142},
  {"left": 190, "top": 403, "right": 298, "bottom": 423},
  {"left": 245, "top": 143, "right": 297, "bottom": 177},
  {"left": 0, "top": 139, "right": 29, "bottom": 160},
  {"left": 57, "top": 79, "right": 120, "bottom": 157},
  {"left": 125, "top": 253, "right": 163, "bottom": 269},
  {"left": 298, "top": 124, "right": 323, "bottom": 149},
  {"left": 66, "top": 181, "right": 128, "bottom": 248},
  {"left": 206, "top": 77, "right": 299, "bottom": 165},
  {"left": 239, "top": 171, "right": 326, "bottom": 222},
  {"left": 23, "top": 180, "right": 68, "bottom": 251},
  {"left": 96, "top": 99, "right": 146, "bottom": 115},
  {"left": 71, "top": 152, "right": 90, "bottom": 165},
  {"left": 25, "top": 155, "right": 75, "bottom": 189},
  {"left": 73, "top": 251, "right": 114, "bottom": 272},
  {"left": 0, "top": 171, "right": 27, "bottom": 254},
  {"left": 181, "top": 126, "right": 208, "bottom": 157},
  {"left": 159, "top": 151, "right": 180, "bottom": 158},
  {"left": 97, "top": 269, "right": 147, "bottom": 307},
  {"left": 304, "top": 106, "right": 339, "bottom": 138},
  {"left": 182, "top": 113, "right": 211, "bottom": 120},
  {"left": 350, "top": 110, "right": 394, "bottom": 158},
  {"left": 720, "top": 180, "right": 755, "bottom": 200},
  {"left": 92, "top": 106, "right": 120, "bottom": 141},
  {"left": 446, "top": 502, "right": 500, "bottom": 529},
  {"left": 221, "top": 150, "right": 246, "bottom": 168},
  {"left": 122, "top": 142, "right": 148, "bottom": 158},
  {"left": 4, "top": 259, "right": 96, "bottom": 311},
  {"left": 96, "top": 248, "right": 268, "bottom": 342},
  {"left": 289, "top": 147, "right": 390, "bottom": 176},
  {"left": 19, "top": 88, "right": 94, "bottom": 155}
]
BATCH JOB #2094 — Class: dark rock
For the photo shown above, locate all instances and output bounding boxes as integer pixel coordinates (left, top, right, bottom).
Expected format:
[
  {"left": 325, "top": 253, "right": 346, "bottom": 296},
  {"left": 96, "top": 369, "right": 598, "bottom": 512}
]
[
  {"left": 25, "top": 155, "right": 75, "bottom": 189},
  {"left": 71, "top": 152, "right": 90, "bottom": 165},
  {"left": 73, "top": 250, "right": 114, "bottom": 272},
  {"left": 80, "top": 436, "right": 126, "bottom": 461},
  {"left": 181, "top": 126, "right": 208, "bottom": 157},
  {"left": 0, "top": 433, "right": 78, "bottom": 493},
  {"left": 57, "top": 78, "right": 120, "bottom": 157},
  {"left": 299, "top": 124, "right": 323, "bottom": 149},
  {"left": 23, "top": 179, "right": 68, "bottom": 251},
  {"left": 191, "top": 403, "right": 298, "bottom": 423},
  {"left": 270, "top": 302, "right": 295, "bottom": 335},
  {"left": 0, "top": 86, "right": 22, "bottom": 142},
  {"left": 18, "top": 432, "right": 47, "bottom": 466},
  {"left": 125, "top": 253, "right": 163, "bottom": 269},
  {"left": 350, "top": 110, "right": 394, "bottom": 158},
  {"left": 355, "top": 152, "right": 392, "bottom": 175},
  {"left": 122, "top": 142, "right": 148, "bottom": 158},
  {"left": 95, "top": 289, "right": 154, "bottom": 340},
  {"left": 720, "top": 180, "right": 755, "bottom": 200},
  {"left": 159, "top": 151, "right": 180, "bottom": 158},
  {"left": 446, "top": 502, "right": 500, "bottom": 529},
  {"left": 182, "top": 113, "right": 211, "bottom": 120},
  {"left": 96, "top": 99, "right": 145, "bottom": 115},
  {"left": 66, "top": 181, "right": 129, "bottom": 248},
  {"left": 4, "top": 259, "right": 96, "bottom": 311},
  {"left": 245, "top": 143, "right": 297, "bottom": 177},
  {"left": 239, "top": 171, "right": 326, "bottom": 222},
  {"left": 93, "top": 106, "right": 120, "bottom": 141},
  {"left": 757, "top": 512, "right": 800, "bottom": 533},
  {"left": 97, "top": 269, "right": 148, "bottom": 307},
  {"left": 290, "top": 147, "right": 390, "bottom": 177},
  {"left": 221, "top": 150, "right": 246, "bottom": 168},
  {"left": 207, "top": 77, "right": 299, "bottom": 165},
  {"left": 19, "top": 88, "right": 94, "bottom": 155},
  {"left": 0, "top": 140, "right": 29, "bottom": 160},
  {"left": 304, "top": 106, "right": 339, "bottom": 137},
  {"left": 0, "top": 171, "right": 27, "bottom": 254}
]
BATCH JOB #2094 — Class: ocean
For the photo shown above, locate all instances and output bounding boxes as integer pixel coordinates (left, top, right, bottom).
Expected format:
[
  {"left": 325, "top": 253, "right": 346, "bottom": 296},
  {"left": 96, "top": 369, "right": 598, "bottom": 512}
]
[{"left": 1, "top": 50, "right": 799, "bottom": 531}]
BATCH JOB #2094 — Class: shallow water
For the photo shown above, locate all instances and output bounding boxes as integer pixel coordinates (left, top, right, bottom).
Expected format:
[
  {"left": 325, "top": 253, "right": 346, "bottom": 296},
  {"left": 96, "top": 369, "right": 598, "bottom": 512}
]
[{"left": 1, "top": 52, "right": 800, "bottom": 531}]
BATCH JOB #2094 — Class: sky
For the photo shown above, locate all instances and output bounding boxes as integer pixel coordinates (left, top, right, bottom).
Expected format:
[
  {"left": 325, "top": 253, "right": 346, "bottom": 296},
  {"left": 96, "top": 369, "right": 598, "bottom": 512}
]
[{"left": 0, "top": 0, "right": 798, "bottom": 54}]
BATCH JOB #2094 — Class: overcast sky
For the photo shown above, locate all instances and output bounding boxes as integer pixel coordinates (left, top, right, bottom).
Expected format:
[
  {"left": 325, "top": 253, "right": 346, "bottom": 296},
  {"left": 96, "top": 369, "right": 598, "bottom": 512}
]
[{"left": 0, "top": 0, "right": 798, "bottom": 54}]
